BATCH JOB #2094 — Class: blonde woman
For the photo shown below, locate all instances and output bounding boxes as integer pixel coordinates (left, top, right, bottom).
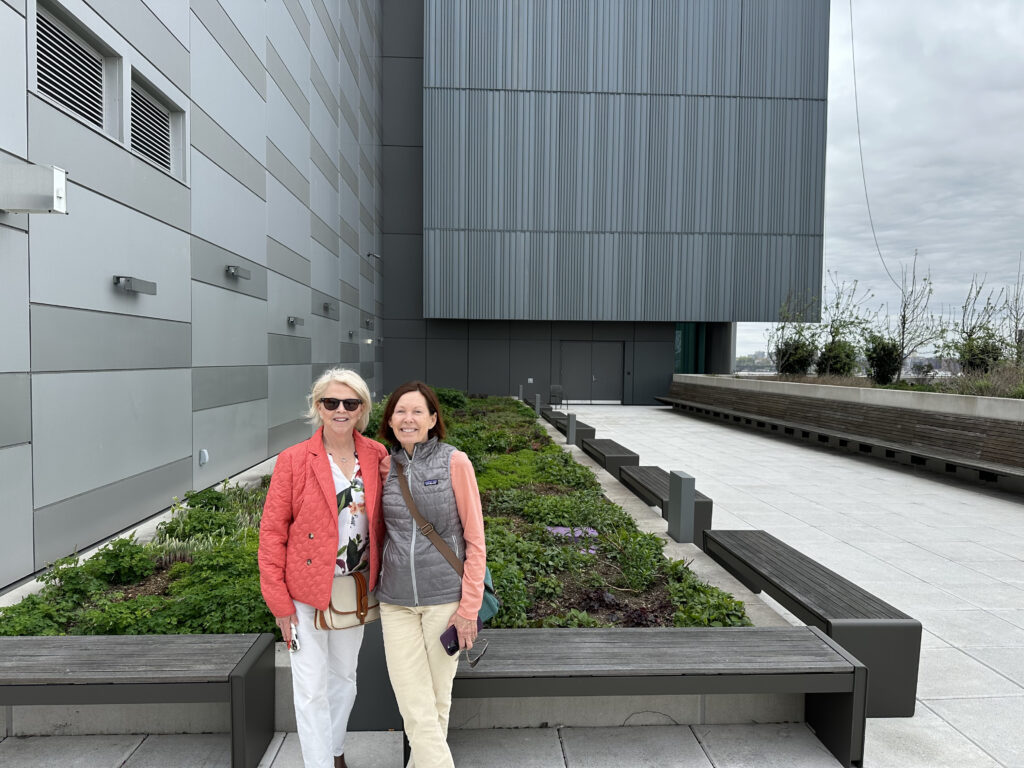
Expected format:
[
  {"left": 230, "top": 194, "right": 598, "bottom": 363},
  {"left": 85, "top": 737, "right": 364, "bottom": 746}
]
[{"left": 259, "top": 368, "right": 388, "bottom": 768}]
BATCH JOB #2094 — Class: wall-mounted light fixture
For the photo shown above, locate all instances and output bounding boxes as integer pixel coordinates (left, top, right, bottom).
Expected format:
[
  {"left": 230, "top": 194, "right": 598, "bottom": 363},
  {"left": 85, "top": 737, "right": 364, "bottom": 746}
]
[
  {"left": 323, "top": 301, "right": 332, "bottom": 313},
  {"left": 348, "top": 330, "right": 354, "bottom": 339},
  {"left": 113, "top": 275, "right": 157, "bottom": 295},
  {"left": 366, "top": 252, "right": 381, "bottom": 260},
  {"left": 225, "top": 265, "right": 251, "bottom": 280},
  {"left": 287, "top": 315, "right": 304, "bottom": 326}
]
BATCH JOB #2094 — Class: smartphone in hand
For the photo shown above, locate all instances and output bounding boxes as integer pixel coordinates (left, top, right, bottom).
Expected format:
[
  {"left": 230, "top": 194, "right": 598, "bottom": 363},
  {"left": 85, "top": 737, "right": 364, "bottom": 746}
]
[{"left": 440, "top": 618, "right": 483, "bottom": 655}]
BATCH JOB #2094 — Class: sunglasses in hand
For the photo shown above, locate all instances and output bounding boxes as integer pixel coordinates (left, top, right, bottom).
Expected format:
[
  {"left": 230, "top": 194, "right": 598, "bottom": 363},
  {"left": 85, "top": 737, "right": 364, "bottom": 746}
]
[{"left": 319, "top": 397, "right": 362, "bottom": 412}]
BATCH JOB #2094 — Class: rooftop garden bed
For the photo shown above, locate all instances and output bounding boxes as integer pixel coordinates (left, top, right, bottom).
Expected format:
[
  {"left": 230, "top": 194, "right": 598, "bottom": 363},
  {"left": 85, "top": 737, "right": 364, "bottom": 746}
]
[{"left": 1, "top": 392, "right": 750, "bottom": 637}]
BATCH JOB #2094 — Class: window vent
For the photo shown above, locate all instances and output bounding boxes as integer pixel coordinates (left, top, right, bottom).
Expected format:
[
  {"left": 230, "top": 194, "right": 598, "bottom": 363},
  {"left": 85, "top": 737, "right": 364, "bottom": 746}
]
[
  {"left": 36, "top": 10, "right": 104, "bottom": 129},
  {"left": 130, "top": 82, "right": 171, "bottom": 171}
]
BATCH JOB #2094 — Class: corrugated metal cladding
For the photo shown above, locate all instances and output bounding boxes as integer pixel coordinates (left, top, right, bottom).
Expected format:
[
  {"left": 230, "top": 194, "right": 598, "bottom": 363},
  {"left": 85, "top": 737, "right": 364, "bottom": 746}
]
[{"left": 423, "top": 0, "right": 829, "bottom": 322}]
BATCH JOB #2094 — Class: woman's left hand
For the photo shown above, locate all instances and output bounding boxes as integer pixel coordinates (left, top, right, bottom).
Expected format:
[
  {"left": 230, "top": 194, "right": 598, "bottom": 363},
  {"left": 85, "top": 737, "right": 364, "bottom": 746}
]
[{"left": 450, "top": 612, "right": 478, "bottom": 650}]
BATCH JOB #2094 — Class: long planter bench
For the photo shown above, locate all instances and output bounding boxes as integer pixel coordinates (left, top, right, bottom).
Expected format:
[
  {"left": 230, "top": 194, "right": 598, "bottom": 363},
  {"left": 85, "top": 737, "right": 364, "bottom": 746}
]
[
  {"left": 580, "top": 438, "right": 639, "bottom": 479},
  {"left": 0, "top": 634, "right": 275, "bottom": 768},
  {"left": 703, "top": 529, "right": 922, "bottom": 718},
  {"left": 454, "top": 626, "right": 867, "bottom": 767}
]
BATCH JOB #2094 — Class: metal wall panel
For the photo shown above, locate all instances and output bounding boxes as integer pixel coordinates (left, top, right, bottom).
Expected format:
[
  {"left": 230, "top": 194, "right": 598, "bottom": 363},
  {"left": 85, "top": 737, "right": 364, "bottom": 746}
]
[
  {"left": 34, "top": 458, "right": 192, "bottom": 569},
  {"left": 0, "top": 445, "right": 33, "bottom": 588},
  {"left": 191, "top": 282, "right": 268, "bottom": 367},
  {"left": 191, "top": 236, "right": 269, "bottom": 300},
  {"left": 0, "top": 4, "right": 27, "bottom": 157},
  {"left": 191, "top": 149, "right": 268, "bottom": 266},
  {"left": 267, "top": 175, "right": 312, "bottom": 258},
  {"left": 422, "top": 0, "right": 828, "bottom": 323},
  {"left": 28, "top": 97, "right": 190, "bottom": 231},
  {"left": 31, "top": 370, "right": 192, "bottom": 508},
  {"left": 192, "top": 399, "right": 269, "bottom": 490},
  {"left": 30, "top": 184, "right": 191, "bottom": 322},
  {"left": 268, "top": 364, "right": 313, "bottom": 428},
  {"left": 0, "top": 374, "right": 30, "bottom": 448},
  {"left": 0, "top": 227, "right": 29, "bottom": 372},
  {"left": 192, "top": 365, "right": 269, "bottom": 411},
  {"left": 30, "top": 305, "right": 191, "bottom": 371}
]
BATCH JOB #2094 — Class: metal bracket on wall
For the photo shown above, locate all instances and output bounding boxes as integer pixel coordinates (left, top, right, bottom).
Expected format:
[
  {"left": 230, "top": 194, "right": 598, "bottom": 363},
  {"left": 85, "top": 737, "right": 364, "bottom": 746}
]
[
  {"left": 287, "top": 315, "right": 304, "bottom": 326},
  {"left": 225, "top": 265, "right": 251, "bottom": 280},
  {"left": 112, "top": 275, "right": 157, "bottom": 295}
]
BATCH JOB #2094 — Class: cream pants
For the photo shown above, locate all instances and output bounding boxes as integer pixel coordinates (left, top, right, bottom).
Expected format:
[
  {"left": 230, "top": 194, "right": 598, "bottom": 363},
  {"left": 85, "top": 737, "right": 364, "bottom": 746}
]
[
  {"left": 291, "top": 599, "right": 365, "bottom": 768},
  {"left": 380, "top": 601, "right": 461, "bottom": 768}
]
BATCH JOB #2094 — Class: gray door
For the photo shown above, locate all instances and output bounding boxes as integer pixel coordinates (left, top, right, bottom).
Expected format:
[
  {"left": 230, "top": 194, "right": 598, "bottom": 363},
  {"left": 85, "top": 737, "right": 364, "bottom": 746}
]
[
  {"left": 592, "top": 342, "right": 623, "bottom": 402},
  {"left": 560, "top": 342, "right": 592, "bottom": 402},
  {"left": 560, "top": 341, "right": 623, "bottom": 403}
]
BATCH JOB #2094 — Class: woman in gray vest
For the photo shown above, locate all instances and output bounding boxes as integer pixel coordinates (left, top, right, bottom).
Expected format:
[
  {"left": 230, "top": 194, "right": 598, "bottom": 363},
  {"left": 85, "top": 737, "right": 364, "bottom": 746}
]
[{"left": 377, "top": 381, "right": 487, "bottom": 768}]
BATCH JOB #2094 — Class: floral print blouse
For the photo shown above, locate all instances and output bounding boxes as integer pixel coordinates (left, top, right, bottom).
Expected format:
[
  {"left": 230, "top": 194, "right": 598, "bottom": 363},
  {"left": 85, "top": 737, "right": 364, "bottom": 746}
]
[{"left": 328, "top": 452, "right": 369, "bottom": 576}]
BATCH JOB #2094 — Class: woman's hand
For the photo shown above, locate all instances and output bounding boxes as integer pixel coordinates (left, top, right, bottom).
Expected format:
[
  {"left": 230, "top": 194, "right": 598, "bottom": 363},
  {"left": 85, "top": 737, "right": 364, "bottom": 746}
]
[
  {"left": 450, "top": 612, "right": 478, "bottom": 650},
  {"left": 276, "top": 613, "right": 298, "bottom": 647}
]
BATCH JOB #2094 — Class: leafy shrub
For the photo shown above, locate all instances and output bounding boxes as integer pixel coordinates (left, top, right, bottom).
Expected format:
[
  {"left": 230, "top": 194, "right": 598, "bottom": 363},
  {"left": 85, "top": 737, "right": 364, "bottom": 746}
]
[
  {"left": 434, "top": 387, "right": 469, "bottom": 411},
  {"left": 477, "top": 446, "right": 600, "bottom": 493},
  {"left": 166, "top": 537, "right": 276, "bottom": 635},
  {"left": 84, "top": 534, "right": 155, "bottom": 585},
  {"left": 0, "top": 593, "right": 65, "bottom": 636},
  {"left": 774, "top": 338, "right": 817, "bottom": 375},
  {"left": 957, "top": 337, "right": 1003, "bottom": 374},
  {"left": 521, "top": 492, "right": 633, "bottom": 532},
  {"left": 156, "top": 506, "right": 239, "bottom": 541},
  {"left": 532, "top": 575, "right": 563, "bottom": 602},
  {"left": 864, "top": 333, "right": 902, "bottom": 385},
  {"left": 184, "top": 487, "right": 227, "bottom": 511},
  {"left": 73, "top": 594, "right": 181, "bottom": 635},
  {"left": 666, "top": 560, "right": 752, "bottom": 628},
  {"left": 815, "top": 339, "right": 858, "bottom": 377},
  {"left": 486, "top": 559, "right": 529, "bottom": 628},
  {"left": 600, "top": 529, "right": 665, "bottom": 591}
]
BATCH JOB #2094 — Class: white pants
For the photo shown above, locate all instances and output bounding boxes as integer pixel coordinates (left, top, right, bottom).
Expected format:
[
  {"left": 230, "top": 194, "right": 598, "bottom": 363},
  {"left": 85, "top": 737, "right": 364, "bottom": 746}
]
[
  {"left": 380, "top": 601, "right": 461, "bottom": 768},
  {"left": 291, "top": 600, "right": 365, "bottom": 768}
]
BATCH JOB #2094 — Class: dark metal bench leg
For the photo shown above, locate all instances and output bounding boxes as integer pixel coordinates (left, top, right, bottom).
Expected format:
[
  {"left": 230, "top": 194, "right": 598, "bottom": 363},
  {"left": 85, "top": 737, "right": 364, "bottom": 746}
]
[
  {"left": 804, "top": 638, "right": 867, "bottom": 768},
  {"left": 230, "top": 634, "right": 276, "bottom": 768},
  {"left": 829, "top": 619, "right": 922, "bottom": 718}
]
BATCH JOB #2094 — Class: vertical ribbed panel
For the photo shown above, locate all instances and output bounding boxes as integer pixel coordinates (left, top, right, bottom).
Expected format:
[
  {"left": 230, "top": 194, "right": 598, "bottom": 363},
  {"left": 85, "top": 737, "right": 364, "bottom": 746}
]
[{"left": 423, "top": 0, "right": 829, "bottom": 322}]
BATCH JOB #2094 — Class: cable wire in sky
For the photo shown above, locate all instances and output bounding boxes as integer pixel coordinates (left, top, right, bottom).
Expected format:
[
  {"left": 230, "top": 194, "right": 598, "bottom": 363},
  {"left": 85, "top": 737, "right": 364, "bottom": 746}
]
[{"left": 849, "top": 0, "right": 900, "bottom": 290}]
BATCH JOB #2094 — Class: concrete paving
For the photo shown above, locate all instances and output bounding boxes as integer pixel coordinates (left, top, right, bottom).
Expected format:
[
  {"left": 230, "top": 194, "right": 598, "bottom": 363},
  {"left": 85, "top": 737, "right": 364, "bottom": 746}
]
[{"left": 3, "top": 403, "right": 1023, "bottom": 766}]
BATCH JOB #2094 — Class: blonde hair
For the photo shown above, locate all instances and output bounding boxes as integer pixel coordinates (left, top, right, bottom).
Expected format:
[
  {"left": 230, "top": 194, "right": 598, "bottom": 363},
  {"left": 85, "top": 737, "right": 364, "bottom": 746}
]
[{"left": 307, "top": 368, "right": 372, "bottom": 432}]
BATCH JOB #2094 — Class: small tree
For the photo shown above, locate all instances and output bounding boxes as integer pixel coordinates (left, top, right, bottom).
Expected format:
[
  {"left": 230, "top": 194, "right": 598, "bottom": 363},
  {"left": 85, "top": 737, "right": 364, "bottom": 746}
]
[
  {"left": 939, "top": 276, "right": 1005, "bottom": 374},
  {"left": 766, "top": 292, "right": 819, "bottom": 376},
  {"left": 884, "top": 251, "right": 942, "bottom": 380},
  {"left": 863, "top": 334, "right": 902, "bottom": 385},
  {"left": 816, "top": 339, "right": 859, "bottom": 376},
  {"left": 1000, "top": 256, "right": 1024, "bottom": 369}
]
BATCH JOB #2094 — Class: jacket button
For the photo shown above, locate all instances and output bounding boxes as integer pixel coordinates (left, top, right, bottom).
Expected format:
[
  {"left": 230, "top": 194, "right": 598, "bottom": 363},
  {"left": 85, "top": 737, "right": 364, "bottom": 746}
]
[
  {"left": 306, "top": 559, "right": 312, "bottom": 565},
  {"left": 308, "top": 533, "right": 314, "bottom": 539}
]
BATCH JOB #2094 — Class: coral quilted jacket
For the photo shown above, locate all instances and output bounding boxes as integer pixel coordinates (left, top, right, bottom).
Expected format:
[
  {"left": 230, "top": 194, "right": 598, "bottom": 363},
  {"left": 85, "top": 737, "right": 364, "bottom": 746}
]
[{"left": 258, "top": 428, "right": 388, "bottom": 618}]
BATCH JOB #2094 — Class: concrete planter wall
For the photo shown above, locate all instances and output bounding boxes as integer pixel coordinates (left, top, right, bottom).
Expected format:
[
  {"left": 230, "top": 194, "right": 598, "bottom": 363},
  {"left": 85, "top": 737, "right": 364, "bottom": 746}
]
[{"left": 668, "top": 375, "right": 1024, "bottom": 486}]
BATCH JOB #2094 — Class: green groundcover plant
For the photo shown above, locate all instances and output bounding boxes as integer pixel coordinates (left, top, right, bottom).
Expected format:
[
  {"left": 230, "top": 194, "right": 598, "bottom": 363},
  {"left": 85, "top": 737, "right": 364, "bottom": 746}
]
[{"left": 0, "top": 392, "right": 749, "bottom": 637}]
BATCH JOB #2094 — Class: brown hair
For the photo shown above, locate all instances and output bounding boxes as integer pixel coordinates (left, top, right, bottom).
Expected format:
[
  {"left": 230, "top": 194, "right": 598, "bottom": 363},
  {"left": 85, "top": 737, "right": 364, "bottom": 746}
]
[{"left": 378, "top": 380, "right": 446, "bottom": 448}]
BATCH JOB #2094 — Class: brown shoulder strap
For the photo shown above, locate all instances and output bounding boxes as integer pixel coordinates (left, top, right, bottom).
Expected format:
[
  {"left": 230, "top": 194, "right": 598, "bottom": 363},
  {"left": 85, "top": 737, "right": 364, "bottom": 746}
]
[{"left": 394, "top": 461, "right": 464, "bottom": 577}]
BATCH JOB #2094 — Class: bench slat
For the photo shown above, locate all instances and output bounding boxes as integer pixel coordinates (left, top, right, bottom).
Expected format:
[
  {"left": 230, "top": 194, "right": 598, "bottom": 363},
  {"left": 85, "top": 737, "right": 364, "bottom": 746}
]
[
  {"left": 457, "top": 627, "right": 854, "bottom": 679},
  {"left": 705, "top": 531, "right": 909, "bottom": 621}
]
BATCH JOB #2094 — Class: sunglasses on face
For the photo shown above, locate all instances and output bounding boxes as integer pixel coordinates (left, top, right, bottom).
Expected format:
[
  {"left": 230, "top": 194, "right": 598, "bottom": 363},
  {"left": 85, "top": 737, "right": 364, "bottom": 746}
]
[{"left": 319, "top": 397, "right": 362, "bottom": 412}]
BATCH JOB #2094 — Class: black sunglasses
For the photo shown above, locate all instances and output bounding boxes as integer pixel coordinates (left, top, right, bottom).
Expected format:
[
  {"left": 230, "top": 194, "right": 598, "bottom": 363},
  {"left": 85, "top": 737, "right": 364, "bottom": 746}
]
[{"left": 319, "top": 397, "right": 362, "bottom": 412}]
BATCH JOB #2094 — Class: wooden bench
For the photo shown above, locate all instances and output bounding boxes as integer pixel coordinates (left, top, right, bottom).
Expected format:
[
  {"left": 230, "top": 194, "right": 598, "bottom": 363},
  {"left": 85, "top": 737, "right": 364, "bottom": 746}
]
[
  {"left": 657, "top": 395, "right": 1024, "bottom": 494},
  {"left": 580, "top": 438, "right": 639, "bottom": 479},
  {"left": 455, "top": 627, "right": 867, "bottom": 767},
  {"left": 703, "top": 530, "right": 922, "bottom": 718},
  {"left": 619, "top": 465, "right": 713, "bottom": 544},
  {"left": 0, "top": 633, "right": 275, "bottom": 768}
]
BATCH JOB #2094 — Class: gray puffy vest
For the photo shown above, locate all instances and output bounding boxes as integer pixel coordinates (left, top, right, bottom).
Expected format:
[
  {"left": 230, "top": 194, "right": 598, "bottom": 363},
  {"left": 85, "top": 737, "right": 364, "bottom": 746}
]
[{"left": 378, "top": 437, "right": 465, "bottom": 607}]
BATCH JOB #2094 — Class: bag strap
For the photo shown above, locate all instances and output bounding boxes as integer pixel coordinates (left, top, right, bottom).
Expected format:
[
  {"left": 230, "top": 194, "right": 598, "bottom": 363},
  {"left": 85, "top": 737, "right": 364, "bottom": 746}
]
[{"left": 394, "top": 461, "right": 464, "bottom": 577}]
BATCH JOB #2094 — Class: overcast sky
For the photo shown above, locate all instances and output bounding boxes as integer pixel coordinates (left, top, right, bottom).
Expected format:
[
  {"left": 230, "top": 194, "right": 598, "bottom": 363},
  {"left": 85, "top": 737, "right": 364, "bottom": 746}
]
[{"left": 735, "top": 0, "right": 1024, "bottom": 356}]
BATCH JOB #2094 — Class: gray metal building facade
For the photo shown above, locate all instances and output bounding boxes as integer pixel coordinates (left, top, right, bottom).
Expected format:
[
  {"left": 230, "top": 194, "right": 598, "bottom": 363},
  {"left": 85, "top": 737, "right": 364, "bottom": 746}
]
[
  {"left": 0, "top": 0, "right": 383, "bottom": 588},
  {"left": 383, "top": 0, "right": 828, "bottom": 403},
  {"left": 1, "top": 0, "right": 828, "bottom": 589}
]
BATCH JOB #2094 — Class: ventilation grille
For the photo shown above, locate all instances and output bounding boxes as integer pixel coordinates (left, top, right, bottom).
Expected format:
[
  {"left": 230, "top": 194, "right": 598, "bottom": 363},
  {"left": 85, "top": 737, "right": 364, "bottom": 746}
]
[
  {"left": 131, "top": 83, "right": 171, "bottom": 170},
  {"left": 36, "top": 11, "right": 104, "bottom": 128}
]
